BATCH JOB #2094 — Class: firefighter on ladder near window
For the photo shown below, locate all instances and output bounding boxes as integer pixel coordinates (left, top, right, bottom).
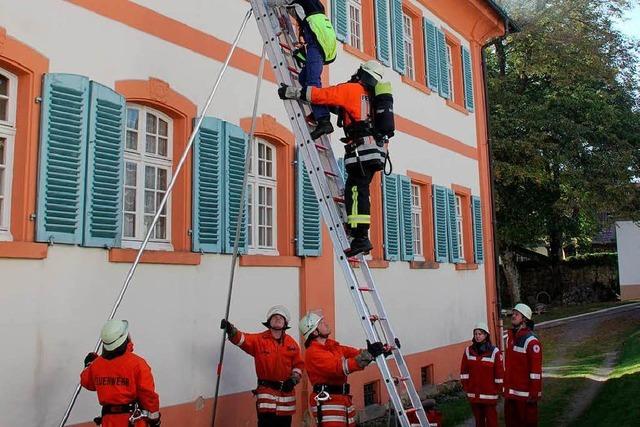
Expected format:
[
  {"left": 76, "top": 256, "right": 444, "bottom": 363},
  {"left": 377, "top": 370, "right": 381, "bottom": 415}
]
[
  {"left": 299, "top": 311, "right": 385, "bottom": 426},
  {"left": 460, "top": 322, "right": 504, "bottom": 427},
  {"left": 504, "top": 303, "right": 543, "bottom": 427},
  {"left": 278, "top": 60, "right": 393, "bottom": 256},
  {"left": 81, "top": 320, "right": 161, "bottom": 426},
  {"left": 221, "top": 306, "right": 304, "bottom": 427}
]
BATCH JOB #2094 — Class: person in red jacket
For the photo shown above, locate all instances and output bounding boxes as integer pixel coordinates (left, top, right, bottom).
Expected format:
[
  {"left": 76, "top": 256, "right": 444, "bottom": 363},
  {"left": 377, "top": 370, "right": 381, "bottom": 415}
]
[
  {"left": 460, "top": 322, "right": 504, "bottom": 427},
  {"left": 299, "top": 311, "right": 384, "bottom": 427},
  {"left": 278, "top": 60, "right": 390, "bottom": 257},
  {"left": 221, "top": 305, "right": 304, "bottom": 427},
  {"left": 81, "top": 320, "right": 160, "bottom": 427},
  {"left": 504, "top": 303, "right": 543, "bottom": 427}
]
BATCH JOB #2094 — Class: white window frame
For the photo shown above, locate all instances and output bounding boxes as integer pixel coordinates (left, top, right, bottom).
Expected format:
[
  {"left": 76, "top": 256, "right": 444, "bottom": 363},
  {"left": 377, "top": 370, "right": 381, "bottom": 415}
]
[
  {"left": 122, "top": 104, "right": 173, "bottom": 251},
  {"left": 0, "top": 68, "right": 18, "bottom": 241},
  {"left": 446, "top": 44, "right": 455, "bottom": 101},
  {"left": 247, "top": 138, "right": 278, "bottom": 255},
  {"left": 411, "top": 184, "right": 424, "bottom": 260},
  {"left": 455, "top": 194, "right": 465, "bottom": 262},
  {"left": 402, "top": 13, "right": 415, "bottom": 80},
  {"left": 347, "top": 0, "right": 363, "bottom": 51}
]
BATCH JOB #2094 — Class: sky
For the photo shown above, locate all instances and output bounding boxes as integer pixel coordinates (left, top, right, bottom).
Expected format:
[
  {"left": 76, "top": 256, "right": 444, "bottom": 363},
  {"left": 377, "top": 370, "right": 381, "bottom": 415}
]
[{"left": 615, "top": 4, "right": 640, "bottom": 39}]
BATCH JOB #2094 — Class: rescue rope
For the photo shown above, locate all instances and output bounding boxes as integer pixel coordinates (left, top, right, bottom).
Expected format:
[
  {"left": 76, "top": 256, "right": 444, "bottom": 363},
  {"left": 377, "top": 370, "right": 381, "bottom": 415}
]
[
  {"left": 57, "top": 8, "right": 255, "bottom": 426},
  {"left": 210, "top": 42, "right": 267, "bottom": 427}
]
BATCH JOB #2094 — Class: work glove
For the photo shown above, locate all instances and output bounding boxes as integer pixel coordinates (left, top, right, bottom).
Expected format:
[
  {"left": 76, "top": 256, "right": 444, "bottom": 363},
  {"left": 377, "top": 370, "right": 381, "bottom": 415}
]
[
  {"left": 84, "top": 352, "right": 98, "bottom": 367},
  {"left": 281, "top": 376, "right": 299, "bottom": 392},
  {"left": 220, "top": 319, "right": 238, "bottom": 338},
  {"left": 278, "top": 84, "right": 303, "bottom": 100},
  {"left": 366, "top": 340, "right": 385, "bottom": 358},
  {"left": 355, "top": 349, "right": 375, "bottom": 368}
]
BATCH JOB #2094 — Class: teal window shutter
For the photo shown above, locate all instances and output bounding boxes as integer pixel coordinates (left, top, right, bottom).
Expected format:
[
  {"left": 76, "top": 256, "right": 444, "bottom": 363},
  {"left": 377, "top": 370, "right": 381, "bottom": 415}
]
[
  {"left": 472, "top": 196, "right": 484, "bottom": 263},
  {"left": 436, "top": 28, "right": 450, "bottom": 99},
  {"left": 374, "top": 0, "right": 391, "bottom": 66},
  {"left": 382, "top": 173, "right": 400, "bottom": 261},
  {"left": 446, "top": 188, "right": 462, "bottom": 263},
  {"left": 398, "top": 175, "right": 414, "bottom": 261},
  {"left": 296, "top": 148, "right": 322, "bottom": 256},
  {"left": 332, "top": 0, "right": 348, "bottom": 42},
  {"left": 390, "top": 0, "right": 405, "bottom": 74},
  {"left": 461, "top": 45, "right": 475, "bottom": 111},
  {"left": 423, "top": 18, "right": 439, "bottom": 91},
  {"left": 223, "top": 122, "right": 248, "bottom": 254},
  {"left": 82, "top": 82, "right": 125, "bottom": 248},
  {"left": 432, "top": 185, "right": 448, "bottom": 263},
  {"left": 192, "top": 117, "right": 224, "bottom": 253},
  {"left": 36, "top": 73, "right": 90, "bottom": 244}
]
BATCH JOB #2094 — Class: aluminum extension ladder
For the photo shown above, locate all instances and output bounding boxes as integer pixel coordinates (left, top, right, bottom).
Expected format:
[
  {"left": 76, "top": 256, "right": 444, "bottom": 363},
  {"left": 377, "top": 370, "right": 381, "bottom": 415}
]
[{"left": 248, "top": 2, "right": 431, "bottom": 426}]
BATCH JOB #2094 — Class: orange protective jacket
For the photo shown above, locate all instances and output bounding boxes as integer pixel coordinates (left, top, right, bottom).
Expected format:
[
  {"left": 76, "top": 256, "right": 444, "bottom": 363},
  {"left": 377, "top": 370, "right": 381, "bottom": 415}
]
[
  {"left": 305, "top": 339, "right": 364, "bottom": 426},
  {"left": 80, "top": 342, "right": 159, "bottom": 427},
  {"left": 231, "top": 330, "right": 304, "bottom": 416},
  {"left": 306, "top": 82, "right": 371, "bottom": 126}
]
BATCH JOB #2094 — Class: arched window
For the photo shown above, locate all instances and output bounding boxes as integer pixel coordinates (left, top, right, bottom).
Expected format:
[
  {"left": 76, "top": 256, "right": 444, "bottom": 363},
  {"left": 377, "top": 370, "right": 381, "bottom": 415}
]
[
  {"left": 0, "top": 67, "right": 17, "bottom": 240},
  {"left": 247, "top": 138, "right": 277, "bottom": 254},
  {"left": 122, "top": 104, "right": 173, "bottom": 248}
]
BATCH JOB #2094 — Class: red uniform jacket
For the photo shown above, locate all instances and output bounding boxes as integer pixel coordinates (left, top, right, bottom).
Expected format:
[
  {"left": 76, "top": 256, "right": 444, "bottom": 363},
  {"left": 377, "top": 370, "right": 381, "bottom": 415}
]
[
  {"left": 231, "top": 330, "right": 304, "bottom": 416},
  {"left": 504, "top": 327, "right": 543, "bottom": 401},
  {"left": 305, "top": 339, "right": 364, "bottom": 426},
  {"left": 80, "top": 342, "right": 159, "bottom": 427},
  {"left": 460, "top": 344, "right": 504, "bottom": 404}
]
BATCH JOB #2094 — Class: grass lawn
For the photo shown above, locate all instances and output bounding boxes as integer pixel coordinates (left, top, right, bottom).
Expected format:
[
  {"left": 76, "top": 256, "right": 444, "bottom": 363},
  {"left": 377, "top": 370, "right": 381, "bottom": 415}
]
[
  {"left": 570, "top": 329, "right": 640, "bottom": 427},
  {"left": 437, "top": 396, "right": 473, "bottom": 427},
  {"left": 502, "top": 301, "right": 636, "bottom": 329}
]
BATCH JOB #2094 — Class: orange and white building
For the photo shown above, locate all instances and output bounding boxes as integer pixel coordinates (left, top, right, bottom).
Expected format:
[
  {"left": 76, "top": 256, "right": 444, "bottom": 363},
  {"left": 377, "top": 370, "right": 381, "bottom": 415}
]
[{"left": 0, "top": 1, "right": 512, "bottom": 425}]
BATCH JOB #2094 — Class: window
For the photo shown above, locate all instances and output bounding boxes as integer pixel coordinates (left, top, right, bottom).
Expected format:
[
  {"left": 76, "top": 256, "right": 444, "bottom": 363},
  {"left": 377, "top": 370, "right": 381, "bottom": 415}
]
[
  {"left": 421, "top": 365, "right": 434, "bottom": 387},
  {"left": 0, "top": 69, "right": 17, "bottom": 240},
  {"left": 363, "top": 381, "right": 380, "bottom": 406},
  {"left": 455, "top": 194, "right": 465, "bottom": 262},
  {"left": 247, "top": 138, "right": 277, "bottom": 254},
  {"left": 446, "top": 44, "right": 454, "bottom": 101},
  {"left": 402, "top": 13, "right": 415, "bottom": 80},
  {"left": 122, "top": 104, "right": 172, "bottom": 248},
  {"left": 347, "top": 0, "right": 363, "bottom": 50},
  {"left": 411, "top": 184, "right": 423, "bottom": 259}
]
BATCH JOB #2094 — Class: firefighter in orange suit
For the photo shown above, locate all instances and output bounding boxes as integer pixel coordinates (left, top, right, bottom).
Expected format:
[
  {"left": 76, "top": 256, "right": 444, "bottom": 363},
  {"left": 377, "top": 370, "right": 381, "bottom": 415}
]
[
  {"left": 460, "top": 322, "right": 504, "bottom": 427},
  {"left": 278, "top": 60, "right": 393, "bottom": 257},
  {"left": 81, "top": 320, "right": 161, "bottom": 427},
  {"left": 300, "top": 311, "right": 385, "bottom": 426},
  {"left": 504, "top": 303, "right": 543, "bottom": 427},
  {"left": 221, "top": 306, "right": 304, "bottom": 427}
]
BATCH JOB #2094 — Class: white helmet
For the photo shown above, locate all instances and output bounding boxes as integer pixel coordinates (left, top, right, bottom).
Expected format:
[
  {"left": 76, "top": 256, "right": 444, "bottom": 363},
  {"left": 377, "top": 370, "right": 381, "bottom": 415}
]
[
  {"left": 263, "top": 305, "right": 291, "bottom": 329},
  {"left": 514, "top": 303, "right": 533, "bottom": 320},
  {"left": 360, "top": 60, "right": 385, "bottom": 83},
  {"left": 299, "top": 312, "right": 323, "bottom": 341},
  {"left": 473, "top": 322, "right": 490, "bottom": 334},
  {"left": 101, "top": 320, "right": 129, "bottom": 351}
]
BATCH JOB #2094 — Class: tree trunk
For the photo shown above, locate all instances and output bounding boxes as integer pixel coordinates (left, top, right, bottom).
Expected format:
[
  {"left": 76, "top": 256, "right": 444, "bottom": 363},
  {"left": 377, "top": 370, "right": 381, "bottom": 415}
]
[
  {"left": 495, "top": 38, "right": 507, "bottom": 77},
  {"left": 548, "top": 226, "right": 564, "bottom": 297},
  {"left": 502, "top": 247, "right": 521, "bottom": 305}
]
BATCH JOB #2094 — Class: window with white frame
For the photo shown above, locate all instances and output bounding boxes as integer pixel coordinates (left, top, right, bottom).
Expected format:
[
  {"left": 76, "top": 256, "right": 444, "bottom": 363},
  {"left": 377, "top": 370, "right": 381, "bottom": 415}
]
[
  {"left": 455, "top": 195, "right": 465, "bottom": 261},
  {"left": 0, "top": 68, "right": 17, "bottom": 241},
  {"left": 447, "top": 44, "right": 455, "bottom": 100},
  {"left": 402, "top": 13, "right": 415, "bottom": 80},
  {"left": 122, "top": 104, "right": 172, "bottom": 248},
  {"left": 247, "top": 138, "right": 277, "bottom": 254},
  {"left": 347, "top": 0, "right": 363, "bottom": 51},
  {"left": 411, "top": 184, "right": 423, "bottom": 259}
]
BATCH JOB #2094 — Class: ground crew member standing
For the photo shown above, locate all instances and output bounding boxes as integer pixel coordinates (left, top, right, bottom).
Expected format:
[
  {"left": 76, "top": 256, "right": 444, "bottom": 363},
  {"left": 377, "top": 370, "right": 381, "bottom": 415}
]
[
  {"left": 221, "top": 305, "right": 304, "bottom": 427},
  {"left": 300, "top": 311, "right": 385, "bottom": 426},
  {"left": 268, "top": 0, "right": 337, "bottom": 139},
  {"left": 278, "top": 60, "right": 392, "bottom": 256},
  {"left": 81, "top": 320, "right": 161, "bottom": 426},
  {"left": 504, "top": 303, "right": 542, "bottom": 427},
  {"left": 460, "top": 322, "right": 504, "bottom": 427}
]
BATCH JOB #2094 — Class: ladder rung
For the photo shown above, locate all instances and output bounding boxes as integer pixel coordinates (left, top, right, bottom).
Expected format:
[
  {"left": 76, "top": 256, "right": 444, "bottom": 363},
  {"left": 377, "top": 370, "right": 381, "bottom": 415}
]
[
  {"left": 314, "top": 143, "right": 328, "bottom": 151},
  {"left": 279, "top": 42, "right": 292, "bottom": 51},
  {"left": 324, "top": 170, "right": 338, "bottom": 178},
  {"left": 405, "top": 408, "right": 418, "bottom": 414},
  {"left": 333, "top": 196, "right": 345, "bottom": 203},
  {"left": 358, "top": 286, "right": 374, "bottom": 292},
  {"left": 288, "top": 66, "right": 299, "bottom": 75}
]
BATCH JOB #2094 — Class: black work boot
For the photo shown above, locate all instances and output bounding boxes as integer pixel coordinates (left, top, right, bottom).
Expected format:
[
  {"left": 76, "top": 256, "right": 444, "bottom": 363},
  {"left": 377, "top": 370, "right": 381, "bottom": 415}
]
[
  {"left": 310, "top": 118, "right": 334, "bottom": 140},
  {"left": 344, "top": 237, "right": 373, "bottom": 257}
]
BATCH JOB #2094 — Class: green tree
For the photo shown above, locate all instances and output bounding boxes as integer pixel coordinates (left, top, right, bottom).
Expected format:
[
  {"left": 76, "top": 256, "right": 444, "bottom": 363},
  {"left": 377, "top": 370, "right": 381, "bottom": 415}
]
[{"left": 488, "top": 0, "right": 640, "bottom": 303}]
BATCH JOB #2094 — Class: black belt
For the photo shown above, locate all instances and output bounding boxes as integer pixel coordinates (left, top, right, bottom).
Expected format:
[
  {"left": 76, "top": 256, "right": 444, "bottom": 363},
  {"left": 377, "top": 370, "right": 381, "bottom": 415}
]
[
  {"left": 101, "top": 403, "right": 136, "bottom": 416},
  {"left": 313, "top": 383, "right": 350, "bottom": 395},
  {"left": 257, "top": 379, "right": 286, "bottom": 391}
]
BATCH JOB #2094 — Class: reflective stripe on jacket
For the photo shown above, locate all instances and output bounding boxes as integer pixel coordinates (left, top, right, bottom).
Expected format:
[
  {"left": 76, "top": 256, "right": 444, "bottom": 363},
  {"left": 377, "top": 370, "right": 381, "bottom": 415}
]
[
  {"left": 504, "top": 327, "right": 543, "bottom": 401},
  {"left": 460, "top": 344, "right": 504, "bottom": 404}
]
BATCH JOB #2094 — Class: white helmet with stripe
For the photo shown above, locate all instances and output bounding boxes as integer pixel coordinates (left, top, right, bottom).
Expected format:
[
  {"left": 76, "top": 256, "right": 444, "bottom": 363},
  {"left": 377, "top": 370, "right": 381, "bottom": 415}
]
[
  {"left": 299, "top": 311, "right": 323, "bottom": 341},
  {"left": 100, "top": 320, "right": 129, "bottom": 351}
]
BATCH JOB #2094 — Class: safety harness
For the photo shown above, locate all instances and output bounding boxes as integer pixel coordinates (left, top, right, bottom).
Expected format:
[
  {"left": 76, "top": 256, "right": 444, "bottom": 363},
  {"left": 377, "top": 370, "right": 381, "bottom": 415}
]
[
  {"left": 313, "top": 383, "right": 351, "bottom": 425},
  {"left": 93, "top": 402, "right": 153, "bottom": 426}
]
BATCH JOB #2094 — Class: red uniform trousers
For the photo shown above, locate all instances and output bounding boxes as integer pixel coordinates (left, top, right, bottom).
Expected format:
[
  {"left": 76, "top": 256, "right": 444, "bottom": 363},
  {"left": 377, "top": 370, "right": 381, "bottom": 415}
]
[{"left": 505, "top": 399, "right": 538, "bottom": 427}]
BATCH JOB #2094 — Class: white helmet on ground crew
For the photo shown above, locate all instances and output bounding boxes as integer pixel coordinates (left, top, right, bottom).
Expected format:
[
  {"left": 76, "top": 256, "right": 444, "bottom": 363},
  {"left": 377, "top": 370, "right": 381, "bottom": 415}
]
[
  {"left": 360, "top": 60, "right": 385, "bottom": 82},
  {"left": 473, "top": 322, "right": 490, "bottom": 334},
  {"left": 299, "top": 311, "right": 323, "bottom": 341},
  {"left": 513, "top": 303, "right": 533, "bottom": 320},
  {"left": 265, "top": 305, "right": 291, "bottom": 324},
  {"left": 101, "top": 320, "right": 129, "bottom": 351}
]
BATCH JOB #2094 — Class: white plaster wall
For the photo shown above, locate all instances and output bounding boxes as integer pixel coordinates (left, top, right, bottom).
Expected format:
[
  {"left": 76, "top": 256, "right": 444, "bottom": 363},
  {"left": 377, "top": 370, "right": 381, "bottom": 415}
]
[{"left": 616, "top": 221, "right": 640, "bottom": 286}]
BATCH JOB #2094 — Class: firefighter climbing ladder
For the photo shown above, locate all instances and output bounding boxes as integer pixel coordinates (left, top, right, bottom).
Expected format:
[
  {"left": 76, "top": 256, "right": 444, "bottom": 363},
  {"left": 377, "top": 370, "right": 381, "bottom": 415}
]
[{"left": 249, "top": 2, "right": 430, "bottom": 426}]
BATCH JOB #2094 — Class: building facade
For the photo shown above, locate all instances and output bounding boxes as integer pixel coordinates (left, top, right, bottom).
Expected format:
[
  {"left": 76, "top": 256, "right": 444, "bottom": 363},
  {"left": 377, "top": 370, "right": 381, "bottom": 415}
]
[
  {"left": 616, "top": 221, "right": 640, "bottom": 301},
  {"left": 0, "top": 0, "right": 508, "bottom": 425}
]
